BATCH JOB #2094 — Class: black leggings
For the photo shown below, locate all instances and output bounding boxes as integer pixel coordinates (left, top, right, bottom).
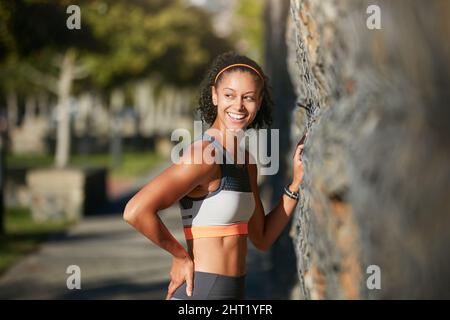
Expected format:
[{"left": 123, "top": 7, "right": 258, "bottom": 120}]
[{"left": 170, "top": 271, "right": 246, "bottom": 300}]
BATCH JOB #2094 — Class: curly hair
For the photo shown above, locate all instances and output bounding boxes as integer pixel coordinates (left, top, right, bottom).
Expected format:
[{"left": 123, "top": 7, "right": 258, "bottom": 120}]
[{"left": 197, "top": 51, "right": 273, "bottom": 129}]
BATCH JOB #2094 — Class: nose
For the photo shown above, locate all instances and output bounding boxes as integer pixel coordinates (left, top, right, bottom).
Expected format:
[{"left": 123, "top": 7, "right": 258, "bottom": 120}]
[{"left": 237, "top": 97, "right": 245, "bottom": 110}]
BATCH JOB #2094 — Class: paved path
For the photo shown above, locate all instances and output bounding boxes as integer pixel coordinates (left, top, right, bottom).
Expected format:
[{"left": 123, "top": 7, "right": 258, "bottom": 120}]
[{"left": 0, "top": 162, "right": 272, "bottom": 300}]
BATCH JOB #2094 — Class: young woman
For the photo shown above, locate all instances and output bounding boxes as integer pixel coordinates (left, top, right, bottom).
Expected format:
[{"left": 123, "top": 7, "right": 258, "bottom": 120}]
[{"left": 123, "top": 51, "right": 304, "bottom": 300}]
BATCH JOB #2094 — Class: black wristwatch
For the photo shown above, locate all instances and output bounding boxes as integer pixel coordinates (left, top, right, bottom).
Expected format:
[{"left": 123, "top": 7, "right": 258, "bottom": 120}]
[{"left": 284, "top": 184, "right": 300, "bottom": 200}]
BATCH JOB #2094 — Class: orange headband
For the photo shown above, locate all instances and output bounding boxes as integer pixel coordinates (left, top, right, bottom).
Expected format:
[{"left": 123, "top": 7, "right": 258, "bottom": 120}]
[{"left": 214, "top": 63, "right": 264, "bottom": 84}]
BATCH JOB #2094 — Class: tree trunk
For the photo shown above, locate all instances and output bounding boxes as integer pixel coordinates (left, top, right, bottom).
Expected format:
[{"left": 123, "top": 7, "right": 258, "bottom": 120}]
[
  {"left": 24, "top": 95, "right": 37, "bottom": 122},
  {"left": 0, "top": 129, "right": 5, "bottom": 236},
  {"left": 55, "top": 51, "right": 75, "bottom": 168},
  {"left": 2, "top": 90, "right": 19, "bottom": 235},
  {"left": 110, "top": 89, "right": 125, "bottom": 168},
  {"left": 37, "top": 91, "right": 49, "bottom": 118},
  {"left": 6, "top": 90, "right": 18, "bottom": 130}
]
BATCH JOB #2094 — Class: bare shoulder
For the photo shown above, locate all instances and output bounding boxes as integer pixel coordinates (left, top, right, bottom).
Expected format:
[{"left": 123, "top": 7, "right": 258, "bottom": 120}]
[
  {"left": 125, "top": 138, "right": 225, "bottom": 214},
  {"left": 174, "top": 139, "right": 218, "bottom": 177}
]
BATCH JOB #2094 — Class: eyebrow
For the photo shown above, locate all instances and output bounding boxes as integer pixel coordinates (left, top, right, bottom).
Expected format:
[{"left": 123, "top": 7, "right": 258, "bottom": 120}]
[{"left": 223, "top": 88, "right": 256, "bottom": 94}]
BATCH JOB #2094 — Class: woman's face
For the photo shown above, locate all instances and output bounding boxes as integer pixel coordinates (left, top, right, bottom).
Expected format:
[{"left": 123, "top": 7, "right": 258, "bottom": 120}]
[{"left": 211, "top": 70, "right": 263, "bottom": 131}]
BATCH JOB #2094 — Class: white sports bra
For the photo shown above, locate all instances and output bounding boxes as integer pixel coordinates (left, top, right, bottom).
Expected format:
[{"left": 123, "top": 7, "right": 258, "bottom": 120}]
[{"left": 179, "top": 132, "right": 256, "bottom": 240}]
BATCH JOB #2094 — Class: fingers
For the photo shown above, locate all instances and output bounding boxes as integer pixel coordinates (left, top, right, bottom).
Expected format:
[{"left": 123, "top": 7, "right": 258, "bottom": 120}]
[
  {"left": 297, "top": 133, "right": 307, "bottom": 146},
  {"left": 185, "top": 272, "right": 194, "bottom": 297},
  {"left": 166, "top": 276, "right": 193, "bottom": 300},
  {"left": 166, "top": 281, "right": 175, "bottom": 300},
  {"left": 293, "top": 144, "right": 304, "bottom": 160}
]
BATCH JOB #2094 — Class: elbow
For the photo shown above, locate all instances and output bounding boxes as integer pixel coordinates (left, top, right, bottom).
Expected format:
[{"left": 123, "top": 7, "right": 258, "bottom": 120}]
[{"left": 123, "top": 201, "right": 139, "bottom": 226}]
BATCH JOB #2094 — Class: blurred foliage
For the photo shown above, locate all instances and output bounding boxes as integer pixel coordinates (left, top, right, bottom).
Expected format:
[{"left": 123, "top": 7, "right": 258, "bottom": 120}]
[
  {"left": 81, "top": 0, "right": 232, "bottom": 89},
  {"left": 0, "top": 0, "right": 232, "bottom": 95},
  {"left": 232, "top": 0, "right": 264, "bottom": 64}
]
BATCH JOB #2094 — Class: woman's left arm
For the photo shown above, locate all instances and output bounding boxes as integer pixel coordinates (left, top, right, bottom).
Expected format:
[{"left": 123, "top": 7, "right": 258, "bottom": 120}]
[{"left": 248, "top": 143, "right": 305, "bottom": 252}]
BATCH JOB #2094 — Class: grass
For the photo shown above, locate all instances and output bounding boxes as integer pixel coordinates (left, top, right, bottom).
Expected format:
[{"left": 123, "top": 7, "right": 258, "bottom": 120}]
[
  {"left": 7, "top": 151, "right": 164, "bottom": 179},
  {"left": 0, "top": 207, "right": 73, "bottom": 276}
]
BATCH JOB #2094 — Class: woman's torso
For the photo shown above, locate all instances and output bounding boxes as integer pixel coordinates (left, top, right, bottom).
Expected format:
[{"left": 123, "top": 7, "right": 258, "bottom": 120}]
[
  {"left": 181, "top": 133, "right": 253, "bottom": 277},
  {"left": 187, "top": 236, "right": 248, "bottom": 276}
]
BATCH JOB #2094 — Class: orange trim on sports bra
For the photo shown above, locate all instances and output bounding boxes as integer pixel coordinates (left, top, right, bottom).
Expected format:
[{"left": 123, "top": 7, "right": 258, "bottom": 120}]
[{"left": 183, "top": 222, "right": 248, "bottom": 240}]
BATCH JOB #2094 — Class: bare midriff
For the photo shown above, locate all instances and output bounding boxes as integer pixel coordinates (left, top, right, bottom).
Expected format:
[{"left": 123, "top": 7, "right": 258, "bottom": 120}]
[
  {"left": 184, "top": 153, "right": 248, "bottom": 277},
  {"left": 186, "top": 234, "right": 248, "bottom": 277}
]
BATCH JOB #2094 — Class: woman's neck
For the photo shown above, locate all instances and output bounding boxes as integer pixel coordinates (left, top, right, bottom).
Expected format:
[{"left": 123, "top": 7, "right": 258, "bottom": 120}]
[{"left": 207, "top": 122, "right": 246, "bottom": 161}]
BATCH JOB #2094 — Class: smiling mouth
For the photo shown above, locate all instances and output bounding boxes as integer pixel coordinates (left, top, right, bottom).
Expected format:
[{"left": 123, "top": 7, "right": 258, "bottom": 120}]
[{"left": 227, "top": 112, "right": 247, "bottom": 121}]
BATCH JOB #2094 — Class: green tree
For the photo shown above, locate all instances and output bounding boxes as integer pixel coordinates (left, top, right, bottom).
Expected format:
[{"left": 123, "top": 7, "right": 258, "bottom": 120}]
[
  {"left": 0, "top": 0, "right": 102, "bottom": 168},
  {"left": 0, "top": 0, "right": 230, "bottom": 230},
  {"left": 0, "top": 0, "right": 231, "bottom": 167},
  {"left": 83, "top": 0, "right": 230, "bottom": 90},
  {"left": 233, "top": 0, "right": 264, "bottom": 63}
]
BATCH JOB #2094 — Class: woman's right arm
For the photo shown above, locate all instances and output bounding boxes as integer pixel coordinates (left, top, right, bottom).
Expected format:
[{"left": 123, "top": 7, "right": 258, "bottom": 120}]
[{"left": 123, "top": 141, "right": 215, "bottom": 299}]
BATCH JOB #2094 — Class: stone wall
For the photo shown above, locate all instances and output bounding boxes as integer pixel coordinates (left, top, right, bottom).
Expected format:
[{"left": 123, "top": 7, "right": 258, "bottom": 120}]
[{"left": 287, "top": 0, "right": 450, "bottom": 299}]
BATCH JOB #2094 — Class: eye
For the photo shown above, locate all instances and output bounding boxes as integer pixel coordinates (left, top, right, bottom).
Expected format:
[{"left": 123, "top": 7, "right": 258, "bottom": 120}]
[
  {"left": 245, "top": 96, "right": 255, "bottom": 101},
  {"left": 225, "top": 94, "right": 234, "bottom": 98}
]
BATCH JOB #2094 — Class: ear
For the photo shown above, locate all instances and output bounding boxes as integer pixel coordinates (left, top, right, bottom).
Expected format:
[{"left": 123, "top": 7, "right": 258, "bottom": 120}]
[{"left": 211, "top": 86, "right": 218, "bottom": 106}]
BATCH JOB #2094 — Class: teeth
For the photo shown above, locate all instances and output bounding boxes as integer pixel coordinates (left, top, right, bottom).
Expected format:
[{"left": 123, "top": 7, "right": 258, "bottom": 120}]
[{"left": 227, "top": 112, "right": 246, "bottom": 120}]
